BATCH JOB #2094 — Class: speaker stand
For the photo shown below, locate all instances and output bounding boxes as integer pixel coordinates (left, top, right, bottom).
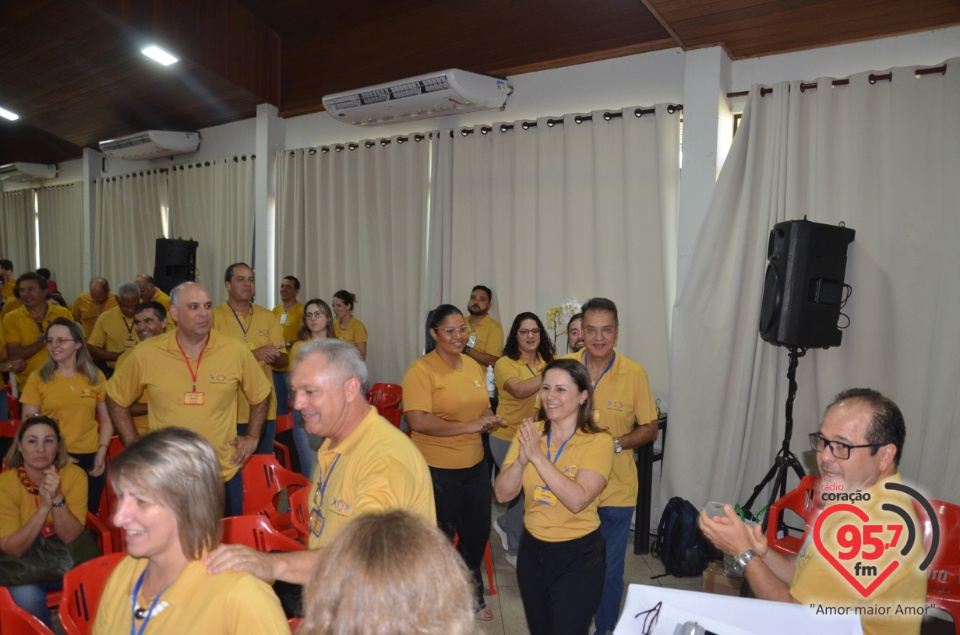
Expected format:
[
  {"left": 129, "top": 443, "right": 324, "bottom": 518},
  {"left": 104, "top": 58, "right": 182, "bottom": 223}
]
[{"left": 742, "top": 346, "right": 807, "bottom": 531}]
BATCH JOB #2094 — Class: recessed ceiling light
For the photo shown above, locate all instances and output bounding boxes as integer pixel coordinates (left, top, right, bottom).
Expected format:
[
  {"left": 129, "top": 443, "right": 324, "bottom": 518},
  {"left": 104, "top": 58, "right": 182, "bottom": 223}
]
[
  {"left": 141, "top": 45, "right": 179, "bottom": 66},
  {"left": 0, "top": 106, "right": 19, "bottom": 121}
]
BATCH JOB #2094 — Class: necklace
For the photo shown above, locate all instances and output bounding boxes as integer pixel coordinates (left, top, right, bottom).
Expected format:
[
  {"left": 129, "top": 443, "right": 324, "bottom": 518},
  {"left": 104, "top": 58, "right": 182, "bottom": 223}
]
[{"left": 17, "top": 466, "right": 40, "bottom": 495}]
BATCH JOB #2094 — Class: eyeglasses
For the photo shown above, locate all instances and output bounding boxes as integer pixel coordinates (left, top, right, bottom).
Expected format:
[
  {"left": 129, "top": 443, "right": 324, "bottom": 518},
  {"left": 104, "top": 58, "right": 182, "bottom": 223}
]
[
  {"left": 518, "top": 328, "right": 541, "bottom": 337},
  {"left": 584, "top": 326, "right": 617, "bottom": 336},
  {"left": 809, "top": 433, "right": 885, "bottom": 460},
  {"left": 634, "top": 601, "right": 661, "bottom": 635},
  {"left": 46, "top": 338, "right": 76, "bottom": 346},
  {"left": 305, "top": 311, "right": 326, "bottom": 319},
  {"left": 437, "top": 326, "right": 468, "bottom": 337}
]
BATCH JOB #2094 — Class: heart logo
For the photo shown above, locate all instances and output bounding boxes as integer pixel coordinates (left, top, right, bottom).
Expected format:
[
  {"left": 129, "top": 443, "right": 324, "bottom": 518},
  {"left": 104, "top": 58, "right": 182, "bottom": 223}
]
[{"left": 813, "top": 503, "right": 899, "bottom": 598}]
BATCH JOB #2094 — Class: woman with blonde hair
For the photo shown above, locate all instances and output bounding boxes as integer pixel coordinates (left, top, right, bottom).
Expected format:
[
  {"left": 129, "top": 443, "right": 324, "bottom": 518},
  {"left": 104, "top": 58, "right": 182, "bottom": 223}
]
[
  {"left": 21, "top": 317, "right": 112, "bottom": 513},
  {"left": 301, "top": 509, "right": 478, "bottom": 635},
  {"left": 289, "top": 298, "right": 335, "bottom": 477},
  {"left": 93, "top": 427, "right": 289, "bottom": 634}
]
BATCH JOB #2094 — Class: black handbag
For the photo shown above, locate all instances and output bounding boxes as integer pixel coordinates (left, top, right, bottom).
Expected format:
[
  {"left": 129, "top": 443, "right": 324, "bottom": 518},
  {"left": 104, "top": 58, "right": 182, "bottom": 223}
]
[{"left": 0, "top": 529, "right": 100, "bottom": 586}]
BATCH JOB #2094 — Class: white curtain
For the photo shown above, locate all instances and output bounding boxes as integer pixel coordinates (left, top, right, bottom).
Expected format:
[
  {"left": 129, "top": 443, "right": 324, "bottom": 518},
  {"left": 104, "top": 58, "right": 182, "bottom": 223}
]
[
  {"left": 276, "top": 137, "right": 433, "bottom": 384},
  {"left": 37, "top": 182, "right": 84, "bottom": 300},
  {"left": 167, "top": 157, "right": 255, "bottom": 306},
  {"left": 0, "top": 189, "right": 37, "bottom": 274},
  {"left": 667, "top": 59, "right": 960, "bottom": 508},
  {"left": 94, "top": 171, "right": 165, "bottom": 287},
  {"left": 447, "top": 107, "right": 680, "bottom": 401}
]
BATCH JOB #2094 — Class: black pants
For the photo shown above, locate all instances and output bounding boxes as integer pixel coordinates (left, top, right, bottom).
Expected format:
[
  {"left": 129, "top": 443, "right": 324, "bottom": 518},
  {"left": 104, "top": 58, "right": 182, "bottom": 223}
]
[
  {"left": 429, "top": 460, "right": 491, "bottom": 609},
  {"left": 517, "top": 528, "right": 606, "bottom": 635},
  {"left": 71, "top": 452, "right": 105, "bottom": 515}
]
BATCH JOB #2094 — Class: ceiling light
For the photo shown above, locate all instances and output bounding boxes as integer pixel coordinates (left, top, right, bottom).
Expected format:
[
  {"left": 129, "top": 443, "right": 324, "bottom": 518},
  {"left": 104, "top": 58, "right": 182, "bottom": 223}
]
[
  {"left": 141, "top": 45, "right": 179, "bottom": 66},
  {"left": 0, "top": 106, "right": 19, "bottom": 121}
]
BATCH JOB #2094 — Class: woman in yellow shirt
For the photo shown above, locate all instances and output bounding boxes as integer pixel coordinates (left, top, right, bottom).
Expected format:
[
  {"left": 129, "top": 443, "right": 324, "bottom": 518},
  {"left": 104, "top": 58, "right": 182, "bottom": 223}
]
[
  {"left": 491, "top": 312, "right": 555, "bottom": 566},
  {"left": 21, "top": 317, "right": 112, "bottom": 514},
  {"left": 331, "top": 290, "right": 367, "bottom": 360},
  {"left": 494, "top": 359, "right": 613, "bottom": 635},
  {"left": 288, "top": 298, "right": 335, "bottom": 477}
]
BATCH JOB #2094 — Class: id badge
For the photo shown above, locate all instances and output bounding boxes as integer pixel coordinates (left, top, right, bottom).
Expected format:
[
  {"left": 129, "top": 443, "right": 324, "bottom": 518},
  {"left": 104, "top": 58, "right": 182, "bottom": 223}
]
[
  {"left": 124, "top": 338, "right": 136, "bottom": 348},
  {"left": 183, "top": 391, "right": 205, "bottom": 406},
  {"left": 280, "top": 313, "right": 287, "bottom": 325},
  {"left": 533, "top": 485, "right": 558, "bottom": 507},
  {"left": 247, "top": 341, "right": 257, "bottom": 351},
  {"left": 592, "top": 408, "right": 601, "bottom": 424}
]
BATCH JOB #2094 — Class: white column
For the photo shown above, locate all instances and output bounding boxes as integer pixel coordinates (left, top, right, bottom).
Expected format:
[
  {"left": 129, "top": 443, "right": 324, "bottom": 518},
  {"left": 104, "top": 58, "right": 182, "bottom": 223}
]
[{"left": 254, "top": 103, "right": 284, "bottom": 307}]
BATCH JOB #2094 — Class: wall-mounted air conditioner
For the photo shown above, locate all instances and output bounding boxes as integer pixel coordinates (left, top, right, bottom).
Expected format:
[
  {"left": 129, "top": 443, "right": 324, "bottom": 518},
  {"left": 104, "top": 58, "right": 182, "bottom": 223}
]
[
  {"left": 322, "top": 69, "right": 511, "bottom": 126},
  {"left": 99, "top": 130, "right": 200, "bottom": 160},
  {"left": 0, "top": 162, "right": 58, "bottom": 182}
]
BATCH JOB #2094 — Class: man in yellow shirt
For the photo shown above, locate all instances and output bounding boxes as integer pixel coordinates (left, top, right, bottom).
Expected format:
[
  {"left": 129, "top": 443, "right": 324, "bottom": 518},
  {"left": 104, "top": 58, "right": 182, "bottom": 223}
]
[
  {"left": 2, "top": 272, "right": 73, "bottom": 392},
  {"left": 271, "top": 275, "right": 303, "bottom": 416},
  {"left": 463, "top": 285, "right": 504, "bottom": 368},
  {"left": 565, "top": 297, "right": 658, "bottom": 635},
  {"left": 134, "top": 274, "right": 171, "bottom": 313},
  {"left": 105, "top": 282, "right": 272, "bottom": 517},
  {"left": 114, "top": 301, "right": 169, "bottom": 436},
  {"left": 87, "top": 282, "right": 141, "bottom": 374},
  {"left": 205, "top": 339, "right": 435, "bottom": 586},
  {"left": 72, "top": 277, "right": 117, "bottom": 339},
  {"left": 0, "top": 259, "right": 15, "bottom": 307},
  {"left": 212, "top": 263, "right": 286, "bottom": 455},
  {"left": 701, "top": 389, "right": 927, "bottom": 635}
]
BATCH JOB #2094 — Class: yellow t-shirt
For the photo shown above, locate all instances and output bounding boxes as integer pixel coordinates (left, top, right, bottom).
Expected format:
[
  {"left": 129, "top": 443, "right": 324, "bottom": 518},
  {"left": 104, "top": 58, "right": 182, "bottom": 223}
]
[
  {"left": 115, "top": 348, "right": 150, "bottom": 436},
  {"left": 105, "top": 330, "right": 272, "bottom": 482},
  {"left": 151, "top": 288, "right": 171, "bottom": 313},
  {"left": 492, "top": 354, "right": 546, "bottom": 441},
  {"left": 1, "top": 279, "right": 15, "bottom": 305},
  {"left": 565, "top": 349, "right": 657, "bottom": 507},
  {"left": 466, "top": 313, "right": 504, "bottom": 357},
  {"left": 789, "top": 474, "right": 927, "bottom": 635},
  {"left": 21, "top": 369, "right": 107, "bottom": 454},
  {"left": 0, "top": 463, "right": 87, "bottom": 535},
  {"left": 333, "top": 315, "right": 368, "bottom": 345},
  {"left": 402, "top": 351, "right": 490, "bottom": 469},
  {"left": 87, "top": 306, "right": 137, "bottom": 368},
  {"left": 505, "top": 422, "right": 613, "bottom": 542},
  {"left": 272, "top": 302, "right": 303, "bottom": 372},
  {"left": 72, "top": 292, "right": 118, "bottom": 339},
  {"left": 2, "top": 303, "right": 74, "bottom": 391},
  {"left": 0, "top": 298, "right": 20, "bottom": 320},
  {"left": 308, "top": 406, "right": 436, "bottom": 549},
  {"left": 212, "top": 303, "right": 284, "bottom": 422},
  {"left": 93, "top": 558, "right": 289, "bottom": 635}
]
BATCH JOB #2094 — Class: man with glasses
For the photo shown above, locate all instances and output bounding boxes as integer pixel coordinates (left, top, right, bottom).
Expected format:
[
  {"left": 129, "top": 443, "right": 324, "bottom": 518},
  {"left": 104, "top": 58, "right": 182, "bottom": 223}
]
[
  {"left": 565, "top": 297, "right": 658, "bottom": 635},
  {"left": 204, "top": 339, "right": 434, "bottom": 587},
  {"left": 2, "top": 272, "right": 72, "bottom": 392},
  {"left": 700, "top": 388, "right": 926, "bottom": 635}
]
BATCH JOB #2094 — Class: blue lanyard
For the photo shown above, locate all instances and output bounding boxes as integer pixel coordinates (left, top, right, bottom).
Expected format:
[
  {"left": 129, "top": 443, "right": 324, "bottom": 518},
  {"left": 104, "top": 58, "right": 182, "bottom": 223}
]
[
  {"left": 545, "top": 430, "right": 576, "bottom": 466},
  {"left": 230, "top": 304, "right": 252, "bottom": 341},
  {"left": 583, "top": 351, "right": 615, "bottom": 390},
  {"left": 130, "top": 569, "right": 173, "bottom": 635},
  {"left": 318, "top": 454, "right": 342, "bottom": 503}
]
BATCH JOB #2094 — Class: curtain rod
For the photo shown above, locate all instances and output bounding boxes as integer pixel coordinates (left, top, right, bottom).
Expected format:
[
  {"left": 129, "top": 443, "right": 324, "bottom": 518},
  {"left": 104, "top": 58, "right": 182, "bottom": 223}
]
[
  {"left": 301, "top": 132, "right": 434, "bottom": 156},
  {"left": 455, "top": 104, "right": 683, "bottom": 137},
  {"left": 726, "top": 64, "right": 947, "bottom": 98}
]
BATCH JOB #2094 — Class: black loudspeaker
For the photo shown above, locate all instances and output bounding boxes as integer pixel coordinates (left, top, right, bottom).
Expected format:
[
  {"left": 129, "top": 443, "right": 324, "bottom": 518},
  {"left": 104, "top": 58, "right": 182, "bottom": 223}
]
[
  {"left": 153, "top": 238, "right": 198, "bottom": 294},
  {"left": 759, "top": 220, "right": 855, "bottom": 348}
]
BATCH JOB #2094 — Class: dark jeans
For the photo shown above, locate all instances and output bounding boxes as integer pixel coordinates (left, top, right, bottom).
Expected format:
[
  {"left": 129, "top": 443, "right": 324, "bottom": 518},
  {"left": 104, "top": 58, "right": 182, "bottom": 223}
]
[
  {"left": 237, "top": 420, "right": 276, "bottom": 455},
  {"left": 70, "top": 452, "right": 104, "bottom": 515},
  {"left": 517, "top": 528, "right": 606, "bottom": 635},
  {"left": 224, "top": 469, "right": 244, "bottom": 517},
  {"left": 430, "top": 460, "right": 491, "bottom": 610}
]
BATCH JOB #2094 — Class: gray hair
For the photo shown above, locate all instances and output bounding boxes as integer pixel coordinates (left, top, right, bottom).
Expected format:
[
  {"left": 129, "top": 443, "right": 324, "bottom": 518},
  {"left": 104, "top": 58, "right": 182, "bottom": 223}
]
[
  {"left": 169, "top": 281, "right": 204, "bottom": 308},
  {"left": 296, "top": 339, "right": 369, "bottom": 388},
  {"left": 117, "top": 282, "right": 140, "bottom": 298}
]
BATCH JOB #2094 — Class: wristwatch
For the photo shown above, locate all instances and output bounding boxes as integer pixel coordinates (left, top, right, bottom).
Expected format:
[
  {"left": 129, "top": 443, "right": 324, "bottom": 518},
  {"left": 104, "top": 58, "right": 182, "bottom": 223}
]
[
  {"left": 51, "top": 497, "right": 67, "bottom": 508},
  {"left": 613, "top": 437, "right": 623, "bottom": 454},
  {"left": 734, "top": 549, "right": 757, "bottom": 575}
]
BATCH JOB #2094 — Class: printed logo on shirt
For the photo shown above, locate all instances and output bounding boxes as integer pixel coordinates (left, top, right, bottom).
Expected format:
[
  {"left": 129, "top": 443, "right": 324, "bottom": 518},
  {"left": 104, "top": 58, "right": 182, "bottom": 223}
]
[
  {"left": 562, "top": 464, "right": 578, "bottom": 479},
  {"left": 331, "top": 497, "right": 352, "bottom": 516},
  {"left": 208, "top": 373, "right": 228, "bottom": 384},
  {"left": 79, "top": 389, "right": 96, "bottom": 398},
  {"left": 258, "top": 329, "right": 270, "bottom": 337},
  {"left": 472, "top": 380, "right": 482, "bottom": 389},
  {"left": 606, "top": 400, "right": 624, "bottom": 410}
]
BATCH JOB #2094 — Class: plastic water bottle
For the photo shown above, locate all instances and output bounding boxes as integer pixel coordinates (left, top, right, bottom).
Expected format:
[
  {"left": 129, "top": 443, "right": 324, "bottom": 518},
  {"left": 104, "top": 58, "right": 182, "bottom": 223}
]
[{"left": 486, "top": 365, "right": 495, "bottom": 398}]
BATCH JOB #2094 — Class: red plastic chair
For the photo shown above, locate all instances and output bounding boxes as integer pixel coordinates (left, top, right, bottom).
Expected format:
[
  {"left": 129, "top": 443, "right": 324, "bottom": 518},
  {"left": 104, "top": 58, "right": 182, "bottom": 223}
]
[
  {"left": 0, "top": 586, "right": 54, "bottom": 635},
  {"left": 365, "top": 383, "right": 403, "bottom": 429},
  {"left": 241, "top": 455, "right": 311, "bottom": 537},
  {"left": 453, "top": 532, "right": 497, "bottom": 596},
  {"left": 6, "top": 391, "right": 19, "bottom": 420},
  {"left": 44, "top": 512, "right": 115, "bottom": 611},
  {"left": 221, "top": 514, "right": 306, "bottom": 552},
  {"left": 288, "top": 486, "right": 310, "bottom": 541},
  {"left": 0, "top": 418, "right": 20, "bottom": 439},
  {"left": 58, "top": 552, "right": 127, "bottom": 635},
  {"left": 765, "top": 475, "right": 822, "bottom": 555},
  {"left": 916, "top": 499, "right": 960, "bottom": 631},
  {"left": 273, "top": 413, "right": 294, "bottom": 469}
]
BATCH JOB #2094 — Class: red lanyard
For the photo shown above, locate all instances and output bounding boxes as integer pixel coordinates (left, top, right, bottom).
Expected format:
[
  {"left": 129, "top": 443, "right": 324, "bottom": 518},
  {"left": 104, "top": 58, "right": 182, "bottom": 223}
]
[{"left": 175, "top": 334, "right": 210, "bottom": 391}]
